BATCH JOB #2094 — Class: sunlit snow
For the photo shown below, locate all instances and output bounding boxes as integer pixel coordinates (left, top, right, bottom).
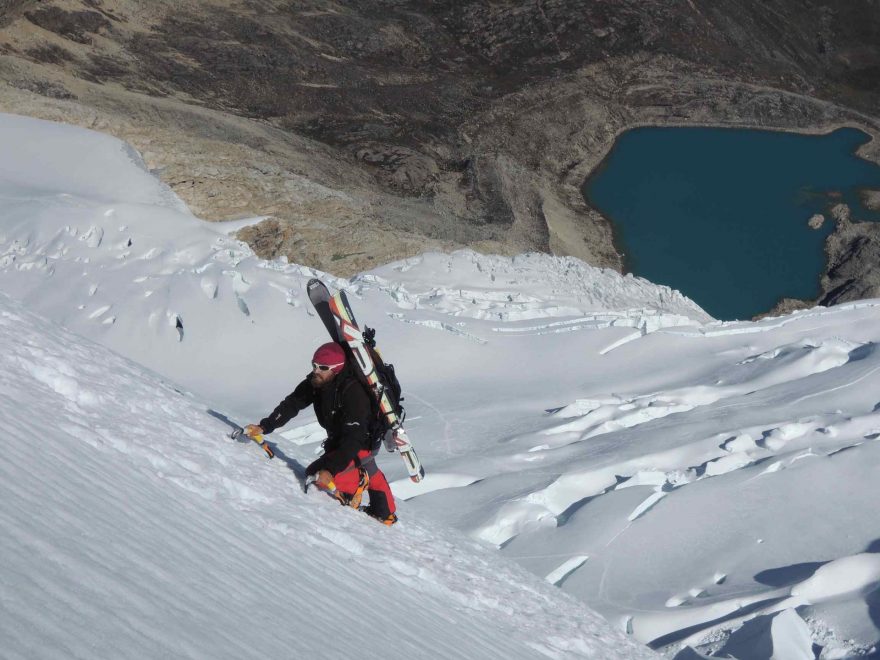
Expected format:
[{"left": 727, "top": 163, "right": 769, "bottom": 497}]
[{"left": 3, "top": 113, "right": 880, "bottom": 659}]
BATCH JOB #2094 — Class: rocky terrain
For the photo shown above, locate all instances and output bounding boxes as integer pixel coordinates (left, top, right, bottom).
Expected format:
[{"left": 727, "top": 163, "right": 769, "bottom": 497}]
[
  {"left": 816, "top": 202, "right": 880, "bottom": 307},
  {"left": 761, "top": 200, "right": 880, "bottom": 319},
  {"left": 1, "top": 0, "right": 879, "bottom": 294}
]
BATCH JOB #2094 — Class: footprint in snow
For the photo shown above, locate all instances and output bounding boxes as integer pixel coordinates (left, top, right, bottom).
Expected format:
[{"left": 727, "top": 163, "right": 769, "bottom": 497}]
[
  {"left": 59, "top": 422, "right": 102, "bottom": 449},
  {"left": 25, "top": 360, "right": 101, "bottom": 409},
  {"left": 222, "top": 479, "right": 272, "bottom": 505},
  {"left": 316, "top": 528, "right": 364, "bottom": 556},
  {"left": 388, "top": 559, "right": 419, "bottom": 578}
]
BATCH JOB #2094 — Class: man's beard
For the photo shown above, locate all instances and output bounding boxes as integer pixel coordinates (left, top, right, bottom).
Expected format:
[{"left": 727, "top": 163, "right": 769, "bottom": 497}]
[{"left": 310, "top": 371, "right": 333, "bottom": 387}]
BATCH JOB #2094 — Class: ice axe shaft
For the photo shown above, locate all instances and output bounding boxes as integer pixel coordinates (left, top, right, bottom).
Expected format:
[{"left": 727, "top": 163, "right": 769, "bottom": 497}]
[{"left": 231, "top": 427, "right": 274, "bottom": 459}]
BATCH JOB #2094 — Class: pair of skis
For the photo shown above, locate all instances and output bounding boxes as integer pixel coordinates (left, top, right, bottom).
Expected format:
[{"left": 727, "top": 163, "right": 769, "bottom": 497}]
[{"left": 307, "top": 279, "right": 425, "bottom": 483}]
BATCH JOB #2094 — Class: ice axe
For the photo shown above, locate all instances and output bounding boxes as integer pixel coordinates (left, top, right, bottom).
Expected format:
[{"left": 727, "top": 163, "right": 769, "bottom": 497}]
[{"left": 230, "top": 426, "right": 275, "bottom": 459}]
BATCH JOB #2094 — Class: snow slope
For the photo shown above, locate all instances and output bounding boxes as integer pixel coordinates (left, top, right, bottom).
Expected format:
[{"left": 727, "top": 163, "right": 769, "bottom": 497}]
[
  {"left": 0, "top": 292, "right": 653, "bottom": 659},
  {"left": 0, "top": 116, "right": 709, "bottom": 417},
  {"left": 3, "top": 113, "right": 880, "bottom": 658}
]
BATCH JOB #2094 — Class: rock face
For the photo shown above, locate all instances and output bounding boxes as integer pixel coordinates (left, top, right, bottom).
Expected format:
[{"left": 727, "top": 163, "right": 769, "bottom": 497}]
[
  {"left": 818, "top": 208, "right": 880, "bottom": 306},
  {"left": 762, "top": 202, "right": 880, "bottom": 318},
  {"left": 831, "top": 203, "right": 852, "bottom": 223},
  {"left": 0, "top": 1, "right": 879, "bottom": 278}
]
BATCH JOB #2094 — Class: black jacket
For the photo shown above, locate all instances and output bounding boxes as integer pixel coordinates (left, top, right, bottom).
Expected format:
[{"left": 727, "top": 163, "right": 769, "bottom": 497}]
[{"left": 260, "top": 371, "right": 374, "bottom": 476}]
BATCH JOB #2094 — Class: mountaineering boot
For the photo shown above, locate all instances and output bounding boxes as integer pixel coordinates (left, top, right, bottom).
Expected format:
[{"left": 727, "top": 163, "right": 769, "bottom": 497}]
[
  {"left": 378, "top": 512, "right": 398, "bottom": 526},
  {"left": 359, "top": 506, "right": 398, "bottom": 526}
]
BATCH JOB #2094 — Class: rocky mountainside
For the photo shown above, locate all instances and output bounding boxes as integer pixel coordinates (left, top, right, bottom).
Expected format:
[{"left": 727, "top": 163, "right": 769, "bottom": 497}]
[{"left": 1, "top": 0, "right": 879, "bottom": 280}]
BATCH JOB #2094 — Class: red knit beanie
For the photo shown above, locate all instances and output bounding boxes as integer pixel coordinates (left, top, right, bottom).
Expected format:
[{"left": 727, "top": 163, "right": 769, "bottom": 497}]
[{"left": 312, "top": 342, "right": 346, "bottom": 373}]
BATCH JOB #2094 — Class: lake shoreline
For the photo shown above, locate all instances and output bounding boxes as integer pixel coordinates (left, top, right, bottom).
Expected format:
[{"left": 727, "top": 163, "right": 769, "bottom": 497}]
[
  {"left": 581, "top": 121, "right": 880, "bottom": 320},
  {"left": 581, "top": 119, "right": 880, "bottom": 321}
]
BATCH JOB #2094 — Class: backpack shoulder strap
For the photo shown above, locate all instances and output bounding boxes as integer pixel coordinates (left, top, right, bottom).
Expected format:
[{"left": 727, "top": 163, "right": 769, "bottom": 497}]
[{"left": 334, "top": 370, "right": 375, "bottom": 411}]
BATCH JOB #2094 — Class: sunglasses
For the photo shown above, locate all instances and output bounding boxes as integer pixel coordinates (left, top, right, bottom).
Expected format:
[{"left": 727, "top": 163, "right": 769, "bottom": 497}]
[{"left": 312, "top": 362, "right": 343, "bottom": 372}]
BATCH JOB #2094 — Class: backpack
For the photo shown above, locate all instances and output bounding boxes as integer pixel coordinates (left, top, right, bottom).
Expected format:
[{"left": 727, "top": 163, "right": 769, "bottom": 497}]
[{"left": 338, "top": 326, "right": 405, "bottom": 444}]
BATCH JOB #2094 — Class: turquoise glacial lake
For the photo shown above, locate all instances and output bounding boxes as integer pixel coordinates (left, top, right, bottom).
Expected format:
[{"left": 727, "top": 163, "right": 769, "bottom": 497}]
[{"left": 583, "top": 127, "right": 880, "bottom": 320}]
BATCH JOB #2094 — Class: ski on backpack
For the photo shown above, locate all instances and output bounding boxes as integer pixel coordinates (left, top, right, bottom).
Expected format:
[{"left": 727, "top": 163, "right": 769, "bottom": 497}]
[{"left": 306, "top": 278, "right": 425, "bottom": 483}]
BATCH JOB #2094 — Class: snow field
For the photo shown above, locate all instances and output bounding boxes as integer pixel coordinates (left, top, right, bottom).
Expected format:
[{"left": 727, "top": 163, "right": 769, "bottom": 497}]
[
  {"left": 0, "top": 293, "right": 653, "bottom": 659},
  {"left": 5, "top": 113, "right": 880, "bottom": 658},
  {"left": 465, "top": 318, "right": 880, "bottom": 655}
]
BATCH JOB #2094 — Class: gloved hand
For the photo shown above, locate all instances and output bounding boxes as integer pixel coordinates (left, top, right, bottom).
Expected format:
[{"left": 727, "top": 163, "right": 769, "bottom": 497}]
[
  {"left": 244, "top": 424, "right": 263, "bottom": 439},
  {"left": 314, "top": 470, "right": 335, "bottom": 492}
]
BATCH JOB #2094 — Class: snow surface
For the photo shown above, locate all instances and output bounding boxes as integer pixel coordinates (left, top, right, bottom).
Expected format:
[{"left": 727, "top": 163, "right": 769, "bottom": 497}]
[
  {"left": 3, "top": 113, "right": 880, "bottom": 658},
  {"left": 0, "top": 291, "right": 652, "bottom": 659}
]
